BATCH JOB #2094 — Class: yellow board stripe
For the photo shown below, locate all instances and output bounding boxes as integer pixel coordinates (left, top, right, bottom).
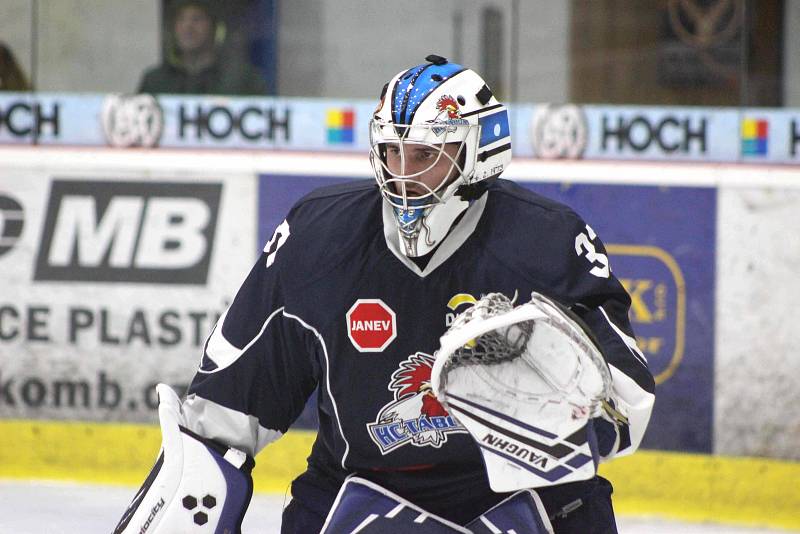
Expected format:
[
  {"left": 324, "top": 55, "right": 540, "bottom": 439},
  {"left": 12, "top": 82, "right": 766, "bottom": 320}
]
[
  {"left": 599, "top": 450, "right": 800, "bottom": 530},
  {"left": 1, "top": 420, "right": 799, "bottom": 530},
  {"left": 0, "top": 419, "right": 314, "bottom": 493}
]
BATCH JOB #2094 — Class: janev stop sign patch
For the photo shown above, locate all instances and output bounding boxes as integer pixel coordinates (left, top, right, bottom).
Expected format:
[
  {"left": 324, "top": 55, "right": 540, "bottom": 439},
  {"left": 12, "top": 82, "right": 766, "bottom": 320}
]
[{"left": 346, "top": 299, "right": 397, "bottom": 352}]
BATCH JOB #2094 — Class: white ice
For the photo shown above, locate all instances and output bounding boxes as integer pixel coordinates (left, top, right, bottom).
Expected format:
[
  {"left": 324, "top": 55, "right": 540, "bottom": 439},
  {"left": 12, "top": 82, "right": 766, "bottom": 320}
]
[{"left": 0, "top": 480, "right": 795, "bottom": 534}]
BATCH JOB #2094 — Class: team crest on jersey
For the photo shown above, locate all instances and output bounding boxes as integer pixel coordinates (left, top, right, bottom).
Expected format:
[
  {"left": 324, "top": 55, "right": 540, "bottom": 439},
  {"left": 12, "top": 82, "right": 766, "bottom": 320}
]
[
  {"left": 367, "top": 352, "right": 466, "bottom": 454},
  {"left": 431, "top": 95, "right": 468, "bottom": 137}
]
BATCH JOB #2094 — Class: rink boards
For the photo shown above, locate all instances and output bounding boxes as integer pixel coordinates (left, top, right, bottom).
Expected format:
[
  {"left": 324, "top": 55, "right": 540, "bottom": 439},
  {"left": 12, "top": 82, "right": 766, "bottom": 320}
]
[{"left": 0, "top": 147, "right": 799, "bottom": 529}]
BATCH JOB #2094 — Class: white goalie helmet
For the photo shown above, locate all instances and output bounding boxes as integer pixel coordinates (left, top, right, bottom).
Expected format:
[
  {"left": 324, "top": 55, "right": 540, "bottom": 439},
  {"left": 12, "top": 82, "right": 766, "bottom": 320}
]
[{"left": 370, "top": 55, "right": 512, "bottom": 257}]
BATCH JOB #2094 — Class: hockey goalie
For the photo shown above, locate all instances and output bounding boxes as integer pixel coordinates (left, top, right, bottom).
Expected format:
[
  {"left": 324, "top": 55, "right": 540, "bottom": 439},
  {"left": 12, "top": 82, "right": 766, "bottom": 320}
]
[{"left": 113, "top": 54, "right": 655, "bottom": 534}]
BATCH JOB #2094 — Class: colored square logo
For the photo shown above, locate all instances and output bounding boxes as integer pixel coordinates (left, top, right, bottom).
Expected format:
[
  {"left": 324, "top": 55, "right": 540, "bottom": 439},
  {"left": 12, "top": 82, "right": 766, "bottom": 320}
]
[
  {"left": 326, "top": 108, "right": 355, "bottom": 144},
  {"left": 741, "top": 118, "right": 768, "bottom": 156}
]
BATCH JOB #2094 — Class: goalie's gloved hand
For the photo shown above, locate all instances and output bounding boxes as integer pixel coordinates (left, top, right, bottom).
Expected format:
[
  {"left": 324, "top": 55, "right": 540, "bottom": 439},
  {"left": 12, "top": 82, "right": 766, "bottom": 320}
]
[
  {"left": 112, "top": 384, "right": 254, "bottom": 534},
  {"left": 432, "top": 291, "right": 613, "bottom": 492}
]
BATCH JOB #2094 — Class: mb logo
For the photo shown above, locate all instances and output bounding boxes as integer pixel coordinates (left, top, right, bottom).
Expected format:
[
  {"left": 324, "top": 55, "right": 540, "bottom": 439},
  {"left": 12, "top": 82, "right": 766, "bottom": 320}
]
[{"left": 34, "top": 180, "right": 221, "bottom": 284}]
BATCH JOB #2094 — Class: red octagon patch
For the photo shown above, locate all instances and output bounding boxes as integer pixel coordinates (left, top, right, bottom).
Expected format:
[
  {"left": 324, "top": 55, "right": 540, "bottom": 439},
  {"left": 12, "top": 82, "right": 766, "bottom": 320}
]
[{"left": 346, "top": 299, "right": 397, "bottom": 352}]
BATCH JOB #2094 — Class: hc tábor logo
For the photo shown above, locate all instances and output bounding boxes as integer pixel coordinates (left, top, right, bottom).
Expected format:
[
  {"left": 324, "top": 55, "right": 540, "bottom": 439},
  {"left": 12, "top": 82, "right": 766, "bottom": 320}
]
[{"left": 368, "top": 352, "right": 466, "bottom": 454}]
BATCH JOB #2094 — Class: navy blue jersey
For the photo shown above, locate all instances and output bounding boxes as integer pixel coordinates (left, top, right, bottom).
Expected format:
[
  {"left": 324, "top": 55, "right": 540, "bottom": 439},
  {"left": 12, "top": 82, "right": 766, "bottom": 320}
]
[{"left": 184, "top": 178, "right": 655, "bottom": 523}]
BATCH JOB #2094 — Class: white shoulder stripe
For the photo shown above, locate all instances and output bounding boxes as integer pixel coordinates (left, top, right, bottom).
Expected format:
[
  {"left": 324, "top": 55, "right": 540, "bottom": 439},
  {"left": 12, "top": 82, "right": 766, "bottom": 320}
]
[
  {"left": 597, "top": 305, "right": 649, "bottom": 368},
  {"left": 199, "top": 306, "right": 284, "bottom": 374},
  {"left": 282, "top": 310, "right": 351, "bottom": 470},
  {"left": 197, "top": 307, "right": 347, "bottom": 464}
]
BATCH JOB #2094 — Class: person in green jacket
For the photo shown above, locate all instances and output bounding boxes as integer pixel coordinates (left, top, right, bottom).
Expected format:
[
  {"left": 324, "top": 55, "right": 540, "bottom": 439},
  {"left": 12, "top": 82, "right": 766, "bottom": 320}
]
[{"left": 138, "top": 0, "right": 268, "bottom": 96}]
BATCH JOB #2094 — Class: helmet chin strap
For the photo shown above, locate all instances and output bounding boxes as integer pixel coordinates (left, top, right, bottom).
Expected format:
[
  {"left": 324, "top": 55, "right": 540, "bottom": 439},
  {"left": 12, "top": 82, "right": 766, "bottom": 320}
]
[{"left": 390, "top": 180, "right": 471, "bottom": 257}]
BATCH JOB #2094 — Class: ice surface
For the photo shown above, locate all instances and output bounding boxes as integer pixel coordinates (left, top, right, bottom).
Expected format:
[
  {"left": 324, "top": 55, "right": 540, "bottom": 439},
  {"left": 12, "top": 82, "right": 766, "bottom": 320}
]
[{"left": 0, "top": 480, "right": 795, "bottom": 534}]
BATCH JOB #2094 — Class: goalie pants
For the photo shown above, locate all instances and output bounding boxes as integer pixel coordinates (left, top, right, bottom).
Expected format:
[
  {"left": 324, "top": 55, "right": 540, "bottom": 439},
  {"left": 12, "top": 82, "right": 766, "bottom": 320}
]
[{"left": 280, "top": 474, "right": 617, "bottom": 534}]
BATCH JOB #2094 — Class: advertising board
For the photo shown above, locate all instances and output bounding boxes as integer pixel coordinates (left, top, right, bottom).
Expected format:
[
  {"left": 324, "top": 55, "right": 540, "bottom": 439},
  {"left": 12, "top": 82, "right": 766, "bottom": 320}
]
[
  {"left": 4, "top": 93, "right": 799, "bottom": 165},
  {"left": 0, "top": 172, "right": 256, "bottom": 422}
]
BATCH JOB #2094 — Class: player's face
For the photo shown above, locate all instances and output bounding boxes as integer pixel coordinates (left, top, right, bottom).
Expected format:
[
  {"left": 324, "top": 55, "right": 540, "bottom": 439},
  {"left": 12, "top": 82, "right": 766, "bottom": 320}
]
[
  {"left": 384, "top": 143, "right": 461, "bottom": 197},
  {"left": 174, "top": 6, "right": 214, "bottom": 54}
]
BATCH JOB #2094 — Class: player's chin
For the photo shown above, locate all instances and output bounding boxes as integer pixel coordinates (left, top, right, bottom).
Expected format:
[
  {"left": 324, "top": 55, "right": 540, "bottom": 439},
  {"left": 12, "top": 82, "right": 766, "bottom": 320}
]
[
  {"left": 391, "top": 184, "right": 428, "bottom": 198},
  {"left": 404, "top": 188, "right": 427, "bottom": 198}
]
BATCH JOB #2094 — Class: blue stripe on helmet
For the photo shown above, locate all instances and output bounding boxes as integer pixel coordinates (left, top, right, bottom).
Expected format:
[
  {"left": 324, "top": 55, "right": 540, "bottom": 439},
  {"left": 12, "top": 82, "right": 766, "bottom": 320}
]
[
  {"left": 392, "top": 64, "right": 427, "bottom": 124},
  {"left": 392, "top": 62, "right": 464, "bottom": 125},
  {"left": 478, "top": 109, "right": 510, "bottom": 147}
]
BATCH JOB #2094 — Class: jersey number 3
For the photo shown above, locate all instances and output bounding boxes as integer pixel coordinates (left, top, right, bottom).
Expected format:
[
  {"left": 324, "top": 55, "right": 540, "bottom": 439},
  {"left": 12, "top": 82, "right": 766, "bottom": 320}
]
[
  {"left": 575, "top": 224, "right": 609, "bottom": 278},
  {"left": 264, "top": 219, "right": 290, "bottom": 268}
]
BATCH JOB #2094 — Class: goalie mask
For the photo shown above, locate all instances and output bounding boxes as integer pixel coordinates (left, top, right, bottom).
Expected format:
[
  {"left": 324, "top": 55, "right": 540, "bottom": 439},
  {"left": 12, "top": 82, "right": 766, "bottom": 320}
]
[{"left": 370, "top": 54, "right": 512, "bottom": 257}]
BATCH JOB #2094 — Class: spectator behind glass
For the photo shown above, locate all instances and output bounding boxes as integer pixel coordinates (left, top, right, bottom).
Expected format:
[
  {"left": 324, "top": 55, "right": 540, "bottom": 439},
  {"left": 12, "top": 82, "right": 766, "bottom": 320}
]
[
  {"left": 0, "top": 42, "right": 32, "bottom": 91},
  {"left": 138, "top": 0, "right": 268, "bottom": 96}
]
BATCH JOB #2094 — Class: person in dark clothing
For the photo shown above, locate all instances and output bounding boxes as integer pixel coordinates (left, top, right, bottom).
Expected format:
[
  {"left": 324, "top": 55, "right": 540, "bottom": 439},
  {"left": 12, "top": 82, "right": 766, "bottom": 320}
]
[
  {"left": 0, "top": 42, "right": 32, "bottom": 91},
  {"left": 137, "top": 0, "right": 268, "bottom": 96}
]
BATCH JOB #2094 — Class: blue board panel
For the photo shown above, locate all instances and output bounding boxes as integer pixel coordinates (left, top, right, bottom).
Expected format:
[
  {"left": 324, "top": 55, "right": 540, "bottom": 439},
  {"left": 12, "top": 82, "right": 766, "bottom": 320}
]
[
  {"left": 259, "top": 175, "right": 716, "bottom": 453},
  {"left": 520, "top": 183, "right": 716, "bottom": 453}
]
